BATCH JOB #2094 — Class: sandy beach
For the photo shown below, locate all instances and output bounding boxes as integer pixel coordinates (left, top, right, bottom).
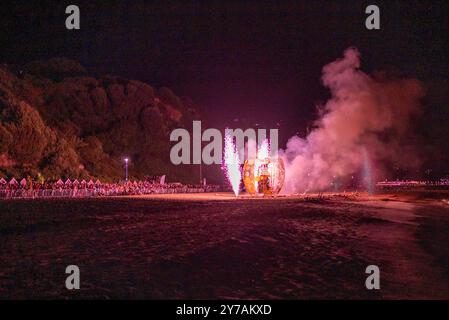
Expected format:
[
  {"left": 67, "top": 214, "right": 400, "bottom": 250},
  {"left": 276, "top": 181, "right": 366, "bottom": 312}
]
[{"left": 0, "top": 191, "right": 448, "bottom": 299}]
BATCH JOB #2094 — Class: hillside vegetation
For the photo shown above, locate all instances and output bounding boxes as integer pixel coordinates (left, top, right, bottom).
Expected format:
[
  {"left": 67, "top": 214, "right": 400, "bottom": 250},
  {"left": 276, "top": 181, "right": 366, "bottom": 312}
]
[{"left": 0, "top": 58, "right": 201, "bottom": 182}]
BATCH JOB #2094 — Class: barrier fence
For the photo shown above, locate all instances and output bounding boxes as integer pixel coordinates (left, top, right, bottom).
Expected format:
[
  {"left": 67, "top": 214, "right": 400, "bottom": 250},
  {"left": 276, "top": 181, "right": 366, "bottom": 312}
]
[{"left": 0, "top": 185, "right": 222, "bottom": 199}]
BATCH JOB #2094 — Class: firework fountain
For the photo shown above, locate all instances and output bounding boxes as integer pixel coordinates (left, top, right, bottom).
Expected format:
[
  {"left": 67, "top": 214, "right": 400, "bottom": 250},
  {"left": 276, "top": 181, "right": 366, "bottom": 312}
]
[
  {"left": 223, "top": 131, "right": 242, "bottom": 196},
  {"left": 253, "top": 140, "right": 270, "bottom": 192}
]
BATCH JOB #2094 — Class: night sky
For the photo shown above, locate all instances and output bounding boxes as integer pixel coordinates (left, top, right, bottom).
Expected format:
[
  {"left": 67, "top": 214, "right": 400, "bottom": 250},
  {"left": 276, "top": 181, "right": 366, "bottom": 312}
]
[{"left": 1, "top": 0, "right": 449, "bottom": 145}]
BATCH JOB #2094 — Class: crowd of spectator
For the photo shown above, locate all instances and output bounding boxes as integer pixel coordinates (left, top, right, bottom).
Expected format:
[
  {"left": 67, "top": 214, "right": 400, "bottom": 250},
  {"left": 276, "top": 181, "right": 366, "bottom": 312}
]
[
  {"left": 376, "top": 179, "right": 449, "bottom": 187},
  {"left": 0, "top": 177, "right": 221, "bottom": 199}
]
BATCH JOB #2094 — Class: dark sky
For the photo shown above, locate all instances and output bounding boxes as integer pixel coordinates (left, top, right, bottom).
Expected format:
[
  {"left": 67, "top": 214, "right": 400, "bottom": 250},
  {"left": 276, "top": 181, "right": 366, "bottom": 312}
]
[{"left": 1, "top": 0, "right": 449, "bottom": 145}]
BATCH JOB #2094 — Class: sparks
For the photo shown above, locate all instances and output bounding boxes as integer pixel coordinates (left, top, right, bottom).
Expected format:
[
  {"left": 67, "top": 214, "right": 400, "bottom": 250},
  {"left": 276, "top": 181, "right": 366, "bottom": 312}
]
[
  {"left": 257, "top": 139, "right": 270, "bottom": 160},
  {"left": 223, "top": 131, "right": 241, "bottom": 196}
]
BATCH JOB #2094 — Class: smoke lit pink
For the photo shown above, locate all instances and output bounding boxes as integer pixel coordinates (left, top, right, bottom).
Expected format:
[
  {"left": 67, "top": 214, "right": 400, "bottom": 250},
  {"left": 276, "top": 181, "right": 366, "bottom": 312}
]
[{"left": 281, "top": 48, "right": 424, "bottom": 193}]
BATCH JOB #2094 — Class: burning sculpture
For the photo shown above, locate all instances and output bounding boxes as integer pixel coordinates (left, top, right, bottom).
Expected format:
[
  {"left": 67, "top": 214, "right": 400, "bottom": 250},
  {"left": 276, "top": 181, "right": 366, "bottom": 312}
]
[
  {"left": 223, "top": 131, "right": 242, "bottom": 196},
  {"left": 243, "top": 157, "right": 285, "bottom": 196},
  {"left": 223, "top": 136, "right": 285, "bottom": 196},
  {"left": 243, "top": 140, "right": 285, "bottom": 196}
]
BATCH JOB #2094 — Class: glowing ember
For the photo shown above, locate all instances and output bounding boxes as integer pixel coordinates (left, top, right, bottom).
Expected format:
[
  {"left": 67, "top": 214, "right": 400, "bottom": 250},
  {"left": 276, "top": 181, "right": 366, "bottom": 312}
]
[{"left": 223, "top": 131, "right": 241, "bottom": 196}]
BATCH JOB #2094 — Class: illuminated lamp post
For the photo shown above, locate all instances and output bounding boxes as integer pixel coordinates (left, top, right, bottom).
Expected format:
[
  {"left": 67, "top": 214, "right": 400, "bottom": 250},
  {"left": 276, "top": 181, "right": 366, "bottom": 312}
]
[{"left": 124, "top": 158, "right": 129, "bottom": 182}]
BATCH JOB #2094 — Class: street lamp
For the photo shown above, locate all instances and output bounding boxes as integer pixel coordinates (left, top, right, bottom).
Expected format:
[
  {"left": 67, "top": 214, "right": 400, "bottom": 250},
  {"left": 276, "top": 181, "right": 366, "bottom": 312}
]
[{"left": 124, "top": 158, "right": 129, "bottom": 182}]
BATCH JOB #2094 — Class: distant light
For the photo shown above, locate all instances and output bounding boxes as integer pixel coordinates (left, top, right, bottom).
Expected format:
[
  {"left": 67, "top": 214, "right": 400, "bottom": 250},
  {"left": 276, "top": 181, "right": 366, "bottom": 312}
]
[{"left": 124, "top": 158, "right": 129, "bottom": 163}]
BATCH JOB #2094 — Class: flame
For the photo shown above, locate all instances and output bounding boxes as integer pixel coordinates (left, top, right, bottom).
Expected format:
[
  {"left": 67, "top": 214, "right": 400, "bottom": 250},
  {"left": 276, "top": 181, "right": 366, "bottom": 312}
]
[{"left": 223, "top": 132, "right": 241, "bottom": 196}]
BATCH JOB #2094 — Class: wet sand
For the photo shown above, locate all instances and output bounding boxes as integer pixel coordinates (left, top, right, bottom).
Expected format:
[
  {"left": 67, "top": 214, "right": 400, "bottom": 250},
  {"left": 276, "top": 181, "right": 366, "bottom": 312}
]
[{"left": 0, "top": 192, "right": 448, "bottom": 299}]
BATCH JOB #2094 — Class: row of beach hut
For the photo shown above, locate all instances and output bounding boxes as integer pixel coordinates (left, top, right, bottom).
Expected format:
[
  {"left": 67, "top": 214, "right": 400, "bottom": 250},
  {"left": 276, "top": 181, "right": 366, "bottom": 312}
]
[{"left": 0, "top": 178, "right": 102, "bottom": 186}]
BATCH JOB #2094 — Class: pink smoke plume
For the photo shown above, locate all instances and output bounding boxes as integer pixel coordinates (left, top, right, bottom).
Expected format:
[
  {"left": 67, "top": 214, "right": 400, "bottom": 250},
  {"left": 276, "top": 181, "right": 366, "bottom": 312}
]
[{"left": 281, "top": 47, "right": 424, "bottom": 193}]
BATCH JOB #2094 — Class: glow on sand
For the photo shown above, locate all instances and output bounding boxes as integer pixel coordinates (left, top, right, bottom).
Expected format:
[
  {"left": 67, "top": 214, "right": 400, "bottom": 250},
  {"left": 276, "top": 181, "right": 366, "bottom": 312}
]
[{"left": 223, "top": 132, "right": 241, "bottom": 196}]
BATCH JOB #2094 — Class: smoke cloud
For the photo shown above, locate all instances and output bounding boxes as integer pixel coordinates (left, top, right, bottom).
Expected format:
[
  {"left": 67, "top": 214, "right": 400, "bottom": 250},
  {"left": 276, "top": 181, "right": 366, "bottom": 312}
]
[{"left": 281, "top": 47, "right": 424, "bottom": 193}]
